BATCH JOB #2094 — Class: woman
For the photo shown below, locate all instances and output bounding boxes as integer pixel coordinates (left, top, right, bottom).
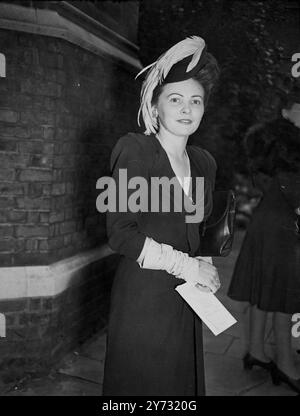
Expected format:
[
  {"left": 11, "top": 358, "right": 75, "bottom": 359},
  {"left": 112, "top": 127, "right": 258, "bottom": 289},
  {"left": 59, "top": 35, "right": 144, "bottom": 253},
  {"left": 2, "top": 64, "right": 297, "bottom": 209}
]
[
  {"left": 228, "top": 90, "right": 300, "bottom": 394},
  {"left": 102, "top": 36, "right": 220, "bottom": 396}
]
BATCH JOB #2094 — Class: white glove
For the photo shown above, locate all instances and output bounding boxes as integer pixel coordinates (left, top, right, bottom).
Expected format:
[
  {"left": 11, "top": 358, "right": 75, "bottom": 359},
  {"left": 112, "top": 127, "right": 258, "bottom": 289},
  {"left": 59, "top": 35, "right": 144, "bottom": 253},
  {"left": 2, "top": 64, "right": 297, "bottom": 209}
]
[{"left": 138, "top": 238, "right": 220, "bottom": 293}]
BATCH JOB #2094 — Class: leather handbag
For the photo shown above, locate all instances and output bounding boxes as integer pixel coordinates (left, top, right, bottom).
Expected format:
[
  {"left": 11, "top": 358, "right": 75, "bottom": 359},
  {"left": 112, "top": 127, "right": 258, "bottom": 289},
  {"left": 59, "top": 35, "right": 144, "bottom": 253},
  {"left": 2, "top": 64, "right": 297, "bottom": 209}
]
[{"left": 196, "top": 190, "right": 236, "bottom": 257}]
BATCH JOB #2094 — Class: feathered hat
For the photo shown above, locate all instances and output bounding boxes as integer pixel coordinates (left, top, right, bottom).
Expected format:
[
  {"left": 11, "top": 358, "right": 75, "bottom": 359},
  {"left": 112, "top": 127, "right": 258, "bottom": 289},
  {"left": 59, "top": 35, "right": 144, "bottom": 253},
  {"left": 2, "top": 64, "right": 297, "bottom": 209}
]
[{"left": 136, "top": 36, "right": 207, "bottom": 135}]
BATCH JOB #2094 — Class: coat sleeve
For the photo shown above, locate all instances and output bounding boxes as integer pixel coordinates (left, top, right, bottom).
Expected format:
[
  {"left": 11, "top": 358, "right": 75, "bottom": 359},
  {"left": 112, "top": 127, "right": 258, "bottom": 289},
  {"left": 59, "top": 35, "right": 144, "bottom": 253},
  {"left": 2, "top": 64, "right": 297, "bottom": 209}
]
[{"left": 106, "top": 134, "right": 148, "bottom": 260}]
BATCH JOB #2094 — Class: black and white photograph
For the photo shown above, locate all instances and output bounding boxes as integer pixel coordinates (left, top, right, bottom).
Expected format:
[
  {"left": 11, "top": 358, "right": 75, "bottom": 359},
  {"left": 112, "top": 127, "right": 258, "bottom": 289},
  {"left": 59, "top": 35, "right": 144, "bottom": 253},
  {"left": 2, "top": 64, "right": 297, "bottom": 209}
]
[{"left": 0, "top": 0, "right": 299, "bottom": 400}]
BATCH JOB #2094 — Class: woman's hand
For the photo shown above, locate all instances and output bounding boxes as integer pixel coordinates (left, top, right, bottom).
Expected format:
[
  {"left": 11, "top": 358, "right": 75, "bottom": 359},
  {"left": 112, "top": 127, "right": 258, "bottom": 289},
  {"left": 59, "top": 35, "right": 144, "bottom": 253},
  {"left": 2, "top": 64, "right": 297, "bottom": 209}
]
[{"left": 183, "top": 258, "right": 220, "bottom": 293}]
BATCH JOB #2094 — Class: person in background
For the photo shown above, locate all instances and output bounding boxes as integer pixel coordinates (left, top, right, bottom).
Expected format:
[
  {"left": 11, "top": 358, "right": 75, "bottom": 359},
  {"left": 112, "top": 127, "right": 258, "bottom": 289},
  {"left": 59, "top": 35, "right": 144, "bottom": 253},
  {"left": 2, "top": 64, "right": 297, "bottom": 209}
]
[
  {"left": 102, "top": 36, "right": 220, "bottom": 396},
  {"left": 228, "top": 88, "right": 300, "bottom": 394}
]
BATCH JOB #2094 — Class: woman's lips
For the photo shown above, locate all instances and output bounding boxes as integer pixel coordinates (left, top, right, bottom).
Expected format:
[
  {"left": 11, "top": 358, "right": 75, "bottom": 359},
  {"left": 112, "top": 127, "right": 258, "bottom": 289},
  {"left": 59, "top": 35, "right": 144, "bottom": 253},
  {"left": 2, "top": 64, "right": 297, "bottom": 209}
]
[{"left": 177, "top": 119, "right": 192, "bottom": 124}]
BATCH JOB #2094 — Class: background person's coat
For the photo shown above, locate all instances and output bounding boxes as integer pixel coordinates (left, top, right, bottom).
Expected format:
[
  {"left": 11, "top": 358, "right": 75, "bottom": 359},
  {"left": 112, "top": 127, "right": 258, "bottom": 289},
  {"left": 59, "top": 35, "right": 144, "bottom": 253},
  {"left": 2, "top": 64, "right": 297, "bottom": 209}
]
[{"left": 228, "top": 117, "right": 300, "bottom": 313}]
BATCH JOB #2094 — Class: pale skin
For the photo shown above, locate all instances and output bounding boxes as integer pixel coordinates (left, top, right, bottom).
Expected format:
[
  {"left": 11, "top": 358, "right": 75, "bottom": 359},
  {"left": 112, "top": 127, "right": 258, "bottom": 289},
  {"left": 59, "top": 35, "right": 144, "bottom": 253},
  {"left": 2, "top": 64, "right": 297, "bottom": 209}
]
[
  {"left": 152, "top": 78, "right": 220, "bottom": 293},
  {"left": 249, "top": 102, "right": 300, "bottom": 380}
]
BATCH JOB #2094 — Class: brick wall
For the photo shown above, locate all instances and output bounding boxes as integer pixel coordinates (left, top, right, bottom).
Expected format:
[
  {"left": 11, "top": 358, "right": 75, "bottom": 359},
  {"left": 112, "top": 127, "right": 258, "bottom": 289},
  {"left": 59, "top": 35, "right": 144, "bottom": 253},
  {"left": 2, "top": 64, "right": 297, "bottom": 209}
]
[
  {"left": 0, "top": 254, "right": 119, "bottom": 382},
  {"left": 0, "top": 25, "right": 141, "bottom": 379},
  {"left": 0, "top": 28, "right": 141, "bottom": 267}
]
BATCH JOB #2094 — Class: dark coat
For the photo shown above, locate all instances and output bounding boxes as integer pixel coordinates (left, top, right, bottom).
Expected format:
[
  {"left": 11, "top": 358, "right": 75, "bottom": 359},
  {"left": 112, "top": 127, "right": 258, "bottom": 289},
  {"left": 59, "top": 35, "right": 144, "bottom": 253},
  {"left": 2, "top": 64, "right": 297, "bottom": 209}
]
[
  {"left": 228, "top": 118, "right": 300, "bottom": 313},
  {"left": 102, "top": 132, "right": 216, "bottom": 396}
]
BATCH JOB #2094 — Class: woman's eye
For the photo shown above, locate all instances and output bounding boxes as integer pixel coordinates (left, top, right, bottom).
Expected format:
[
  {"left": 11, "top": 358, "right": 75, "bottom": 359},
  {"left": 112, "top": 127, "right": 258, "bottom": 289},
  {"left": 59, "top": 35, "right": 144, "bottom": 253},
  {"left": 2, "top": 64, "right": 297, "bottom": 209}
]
[
  {"left": 170, "top": 97, "right": 180, "bottom": 103},
  {"left": 192, "top": 99, "right": 202, "bottom": 105}
]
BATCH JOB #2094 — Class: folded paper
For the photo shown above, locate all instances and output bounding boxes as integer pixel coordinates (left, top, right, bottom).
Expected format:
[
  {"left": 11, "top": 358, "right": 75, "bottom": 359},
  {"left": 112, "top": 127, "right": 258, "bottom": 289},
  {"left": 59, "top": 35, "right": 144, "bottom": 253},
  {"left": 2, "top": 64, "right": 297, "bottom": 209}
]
[{"left": 175, "top": 282, "right": 237, "bottom": 336}]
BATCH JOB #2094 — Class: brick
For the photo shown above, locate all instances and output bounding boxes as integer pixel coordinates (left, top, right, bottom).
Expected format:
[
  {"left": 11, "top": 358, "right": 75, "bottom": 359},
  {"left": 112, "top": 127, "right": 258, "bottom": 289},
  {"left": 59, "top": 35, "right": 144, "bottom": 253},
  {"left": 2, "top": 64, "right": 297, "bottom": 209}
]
[
  {"left": 20, "top": 78, "right": 35, "bottom": 94},
  {"left": 39, "top": 51, "right": 61, "bottom": 69},
  {"left": 29, "top": 312, "right": 52, "bottom": 326},
  {"left": 16, "top": 225, "right": 49, "bottom": 238},
  {"left": 44, "top": 98, "right": 56, "bottom": 111},
  {"left": 43, "top": 127, "right": 55, "bottom": 140},
  {"left": 66, "top": 183, "right": 74, "bottom": 194},
  {"left": 44, "top": 69, "right": 57, "bottom": 83},
  {"left": 19, "top": 141, "right": 44, "bottom": 154},
  {"left": 8, "top": 210, "right": 27, "bottom": 222},
  {"left": 60, "top": 221, "right": 76, "bottom": 235},
  {"left": 42, "top": 298, "right": 53, "bottom": 311},
  {"left": 53, "top": 156, "right": 66, "bottom": 169},
  {"left": 40, "top": 112, "right": 56, "bottom": 126},
  {"left": 55, "top": 128, "right": 70, "bottom": 142},
  {"left": 29, "top": 126, "right": 43, "bottom": 140},
  {"left": 16, "top": 197, "right": 51, "bottom": 210},
  {"left": 27, "top": 211, "right": 40, "bottom": 223},
  {"left": 25, "top": 239, "right": 39, "bottom": 251},
  {"left": 44, "top": 143, "right": 55, "bottom": 154},
  {"left": 56, "top": 70, "right": 66, "bottom": 85},
  {"left": 19, "top": 141, "right": 53, "bottom": 156},
  {"left": 18, "top": 313, "right": 29, "bottom": 326},
  {"left": 0, "top": 253, "right": 13, "bottom": 266},
  {"left": 56, "top": 114, "right": 76, "bottom": 129},
  {"left": 52, "top": 196, "right": 68, "bottom": 210},
  {"left": 20, "top": 111, "right": 35, "bottom": 125},
  {"left": 0, "top": 225, "right": 13, "bottom": 237},
  {"left": 13, "top": 252, "right": 54, "bottom": 267},
  {"left": 0, "top": 169, "right": 15, "bottom": 181},
  {"left": 53, "top": 170, "right": 63, "bottom": 181},
  {"left": 39, "top": 239, "right": 49, "bottom": 251},
  {"left": 49, "top": 236, "right": 64, "bottom": 250},
  {"left": 39, "top": 81, "right": 62, "bottom": 98},
  {"left": 19, "top": 169, "right": 52, "bottom": 182},
  {"left": 49, "top": 211, "right": 64, "bottom": 223},
  {"left": 5, "top": 313, "right": 17, "bottom": 327},
  {"left": 0, "top": 139, "right": 18, "bottom": 152},
  {"left": 6, "top": 326, "right": 40, "bottom": 341},
  {"left": 63, "top": 234, "right": 72, "bottom": 246},
  {"left": 18, "top": 33, "right": 33, "bottom": 46},
  {"left": 28, "top": 183, "right": 51, "bottom": 197},
  {"left": 39, "top": 212, "right": 49, "bottom": 223},
  {"left": 16, "top": 95, "right": 33, "bottom": 109},
  {"left": 52, "top": 183, "right": 65, "bottom": 195},
  {"left": 0, "top": 153, "right": 29, "bottom": 168},
  {"left": 47, "top": 40, "right": 63, "bottom": 53},
  {"left": 54, "top": 223, "right": 60, "bottom": 236},
  {"left": 0, "top": 197, "right": 15, "bottom": 209},
  {"left": 15, "top": 237, "right": 25, "bottom": 253},
  {"left": 0, "top": 211, "right": 9, "bottom": 223},
  {"left": 49, "top": 224, "right": 55, "bottom": 237},
  {"left": 30, "top": 155, "right": 52, "bottom": 168},
  {"left": 0, "top": 110, "right": 18, "bottom": 123},
  {"left": 22, "top": 48, "right": 34, "bottom": 66},
  {"left": 0, "top": 298, "right": 27, "bottom": 313},
  {"left": 0, "top": 183, "right": 24, "bottom": 195},
  {"left": 29, "top": 298, "right": 42, "bottom": 311}
]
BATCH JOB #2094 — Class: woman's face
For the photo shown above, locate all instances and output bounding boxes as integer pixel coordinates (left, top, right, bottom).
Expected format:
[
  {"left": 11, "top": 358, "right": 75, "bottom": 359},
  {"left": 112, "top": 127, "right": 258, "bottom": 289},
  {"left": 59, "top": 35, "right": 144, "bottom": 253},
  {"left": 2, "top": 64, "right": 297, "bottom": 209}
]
[{"left": 154, "top": 78, "right": 205, "bottom": 138}]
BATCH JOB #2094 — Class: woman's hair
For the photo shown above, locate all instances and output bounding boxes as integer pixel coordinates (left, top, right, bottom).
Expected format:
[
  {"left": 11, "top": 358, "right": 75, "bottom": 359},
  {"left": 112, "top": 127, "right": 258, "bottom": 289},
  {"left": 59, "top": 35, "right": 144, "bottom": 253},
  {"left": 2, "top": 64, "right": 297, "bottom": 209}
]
[
  {"left": 245, "top": 117, "right": 300, "bottom": 176},
  {"left": 139, "top": 51, "right": 220, "bottom": 135}
]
